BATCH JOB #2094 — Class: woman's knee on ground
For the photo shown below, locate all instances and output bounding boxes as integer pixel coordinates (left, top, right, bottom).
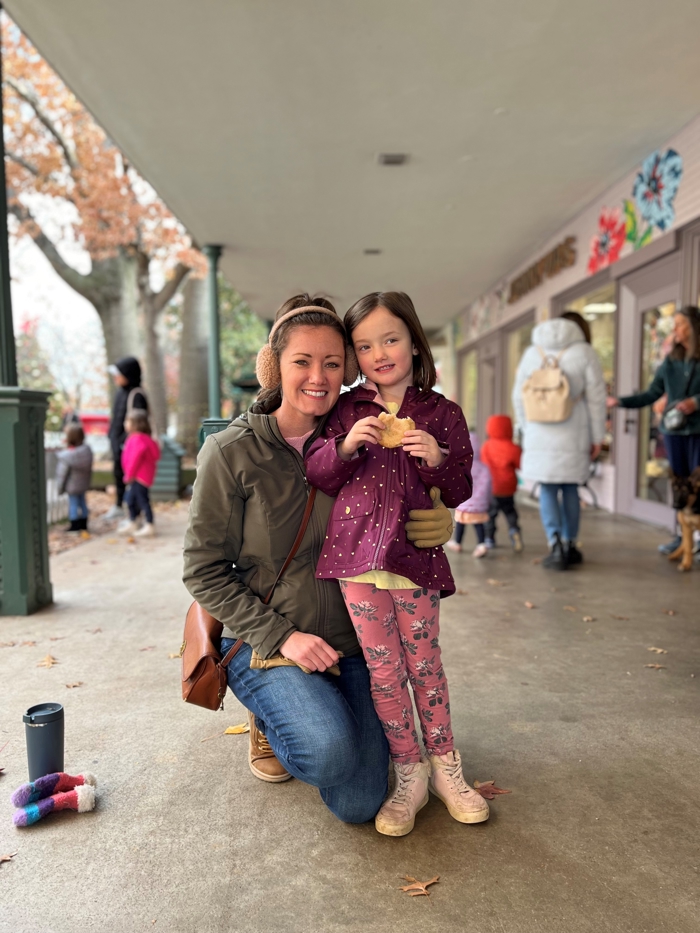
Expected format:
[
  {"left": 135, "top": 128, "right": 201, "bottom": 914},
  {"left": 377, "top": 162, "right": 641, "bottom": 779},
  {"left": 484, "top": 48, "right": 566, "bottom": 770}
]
[{"left": 287, "top": 723, "right": 361, "bottom": 788}]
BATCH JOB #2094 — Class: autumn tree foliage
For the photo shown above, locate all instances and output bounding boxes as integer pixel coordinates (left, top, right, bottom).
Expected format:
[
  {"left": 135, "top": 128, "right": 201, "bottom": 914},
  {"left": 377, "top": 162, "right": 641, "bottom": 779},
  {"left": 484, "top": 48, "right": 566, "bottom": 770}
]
[{"left": 2, "top": 15, "right": 204, "bottom": 433}]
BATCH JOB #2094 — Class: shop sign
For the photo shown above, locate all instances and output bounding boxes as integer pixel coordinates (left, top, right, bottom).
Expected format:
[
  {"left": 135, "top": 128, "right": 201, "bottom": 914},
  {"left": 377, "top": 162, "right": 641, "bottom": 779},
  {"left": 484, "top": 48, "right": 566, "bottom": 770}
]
[{"left": 508, "top": 236, "right": 576, "bottom": 304}]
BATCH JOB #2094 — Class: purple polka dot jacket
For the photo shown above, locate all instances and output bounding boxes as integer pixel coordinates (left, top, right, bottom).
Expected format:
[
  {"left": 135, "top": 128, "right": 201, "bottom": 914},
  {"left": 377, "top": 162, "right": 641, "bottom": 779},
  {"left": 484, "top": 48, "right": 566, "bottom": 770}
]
[{"left": 305, "top": 384, "right": 473, "bottom": 596}]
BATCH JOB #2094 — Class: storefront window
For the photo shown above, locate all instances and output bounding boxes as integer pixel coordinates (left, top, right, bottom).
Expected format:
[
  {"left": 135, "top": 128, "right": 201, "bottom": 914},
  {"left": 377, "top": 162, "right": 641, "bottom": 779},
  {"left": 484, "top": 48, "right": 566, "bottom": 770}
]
[
  {"left": 636, "top": 302, "right": 675, "bottom": 503},
  {"left": 564, "top": 282, "right": 617, "bottom": 460},
  {"left": 460, "top": 349, "right": 478, "bottom": 432},
  {"left": 505, "top": 319, "right": 534, "bottom": 419}
]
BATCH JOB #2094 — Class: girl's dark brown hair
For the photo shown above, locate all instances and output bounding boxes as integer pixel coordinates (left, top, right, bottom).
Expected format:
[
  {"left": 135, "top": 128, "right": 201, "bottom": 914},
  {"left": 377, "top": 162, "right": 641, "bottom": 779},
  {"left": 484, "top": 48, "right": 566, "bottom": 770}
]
[
  {"left": 127, "top": 410, "right": 152, "bottom": 436},
  {"left": 344, "top": 291, "right": 436, "bottom": 392},
  {"left": 561, "top": 310, "right": 592, "bottom": 344},
  {"left": 670, "top": 306, "right": 700, "bottom": 361},
  {"left": 251, "top": 293, "right": 347, "bottom": 414},
  {"left": 65, "top": 424, "right": 85, "bottom": 446}
]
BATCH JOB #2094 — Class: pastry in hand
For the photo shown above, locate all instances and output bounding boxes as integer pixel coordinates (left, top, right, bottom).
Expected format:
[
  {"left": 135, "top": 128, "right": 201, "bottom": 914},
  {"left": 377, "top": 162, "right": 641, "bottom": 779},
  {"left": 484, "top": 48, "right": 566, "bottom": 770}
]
[{"left": 377, "top": 411, "right": 416, "bottom": 448}]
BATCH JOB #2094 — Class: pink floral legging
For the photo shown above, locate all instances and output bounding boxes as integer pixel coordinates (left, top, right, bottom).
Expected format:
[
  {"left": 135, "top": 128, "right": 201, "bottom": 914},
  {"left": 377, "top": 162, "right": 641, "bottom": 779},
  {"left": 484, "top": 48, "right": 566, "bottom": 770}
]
[{"left": 338, "top": 581, "right": 454, "bottom": 764}]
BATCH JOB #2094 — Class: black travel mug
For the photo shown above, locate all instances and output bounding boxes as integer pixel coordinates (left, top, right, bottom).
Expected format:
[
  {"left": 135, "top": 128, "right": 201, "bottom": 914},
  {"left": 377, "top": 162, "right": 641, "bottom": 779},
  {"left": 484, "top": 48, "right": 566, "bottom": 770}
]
[{"left": 23, "top": 703, "right": 64, "bottom": 781}]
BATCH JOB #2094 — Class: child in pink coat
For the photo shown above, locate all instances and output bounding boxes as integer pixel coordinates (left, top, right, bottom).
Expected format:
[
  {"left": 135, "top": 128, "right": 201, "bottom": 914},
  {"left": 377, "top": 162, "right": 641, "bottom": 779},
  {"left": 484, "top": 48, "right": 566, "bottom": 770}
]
[
  {"left": 119, "top": 410, "right": 160, "bottom": 537},
  {"left": 446, "top": 434, "right": 492, "bottom": 558}
]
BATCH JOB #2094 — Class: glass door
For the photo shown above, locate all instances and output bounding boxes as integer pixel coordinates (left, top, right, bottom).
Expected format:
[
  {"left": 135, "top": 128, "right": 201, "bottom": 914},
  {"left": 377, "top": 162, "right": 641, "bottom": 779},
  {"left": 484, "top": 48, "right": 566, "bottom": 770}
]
[{"left": 615, "top": 253, "right": 680, "bottom": 529}]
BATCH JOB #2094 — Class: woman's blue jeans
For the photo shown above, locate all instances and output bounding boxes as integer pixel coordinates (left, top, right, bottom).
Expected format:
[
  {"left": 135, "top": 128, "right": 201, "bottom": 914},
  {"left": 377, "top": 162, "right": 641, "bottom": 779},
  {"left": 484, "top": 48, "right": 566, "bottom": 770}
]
[
  {"left": 539, "top": 483, "right": 580, "bottom": 545},
  {"left": 68, "top": 493, "right": 88, "bottom": 521},
  {"left": 221, "top": 639, "right": 389, "bottom": 823}
]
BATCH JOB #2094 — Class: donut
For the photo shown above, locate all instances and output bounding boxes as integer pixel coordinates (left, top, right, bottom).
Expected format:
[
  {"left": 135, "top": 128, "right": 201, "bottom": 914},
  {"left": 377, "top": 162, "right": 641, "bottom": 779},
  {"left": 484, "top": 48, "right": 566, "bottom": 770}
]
[{"left": 377, "top": 412, "right": 416, "bottom": 448}]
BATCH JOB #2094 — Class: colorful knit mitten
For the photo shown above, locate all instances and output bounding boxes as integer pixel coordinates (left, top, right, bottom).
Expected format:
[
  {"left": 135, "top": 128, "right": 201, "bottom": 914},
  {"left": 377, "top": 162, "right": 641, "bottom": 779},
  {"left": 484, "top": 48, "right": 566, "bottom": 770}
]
[
  {"left": 11, "top": 771, "right": 97, "bottom": 808},
  {"left": 13, "top": 785, "right": 96, "bottom": 827}
]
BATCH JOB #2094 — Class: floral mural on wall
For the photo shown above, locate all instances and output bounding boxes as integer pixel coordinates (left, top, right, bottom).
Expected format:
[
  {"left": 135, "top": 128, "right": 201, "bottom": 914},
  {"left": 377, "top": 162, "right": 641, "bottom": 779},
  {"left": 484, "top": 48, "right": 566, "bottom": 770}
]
[{"left": 588, "top": 148, "right": 683, "bottom": 275}]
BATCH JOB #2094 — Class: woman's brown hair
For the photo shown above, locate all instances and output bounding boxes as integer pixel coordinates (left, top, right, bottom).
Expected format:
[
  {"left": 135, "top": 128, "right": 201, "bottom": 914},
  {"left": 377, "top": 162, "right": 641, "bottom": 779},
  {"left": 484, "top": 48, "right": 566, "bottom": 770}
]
[
  {"left": 127, "top": 410, "right": 152, "bottom": 436},
  {"left": 670, "top": 306, "right": 700, "bottom": 361},
  {"left": 344, "top": 291, "right": 436, "bottom": 392},
  {"left": 251, "top": 293, "right": 347, "bottom": 414},
  {"left": 561, "top": 310, "right": 592, "bottom": 344}
]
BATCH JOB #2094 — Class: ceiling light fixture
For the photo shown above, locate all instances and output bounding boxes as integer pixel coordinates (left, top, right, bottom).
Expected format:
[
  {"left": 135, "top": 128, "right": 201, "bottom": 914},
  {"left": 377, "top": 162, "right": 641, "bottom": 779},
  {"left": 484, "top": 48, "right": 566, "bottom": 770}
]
[
  {"left": 364, "top": 248, "right": 382, "bottom": 255},
  {"left": 377, "top": 153, "right": 408, "bottom": 165},
  {"left": 582, "top": 302, "right": 616, "bottom": 313}
]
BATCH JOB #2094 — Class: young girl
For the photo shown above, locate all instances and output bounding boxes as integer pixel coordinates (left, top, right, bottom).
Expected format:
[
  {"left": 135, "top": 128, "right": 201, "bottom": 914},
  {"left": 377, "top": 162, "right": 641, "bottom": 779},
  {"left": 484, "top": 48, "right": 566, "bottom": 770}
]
[
  {"left": 447, "top": 434, "right": 492, "bottom": 558},
  {"left": 305, "top": 291, "right": 489, "bottom": 837},
  {"left": 56, "top": 424, "right": 94, "bottom": 533},
  {"left": 119, "top": 410, "right": 160, "bottom": 538}
]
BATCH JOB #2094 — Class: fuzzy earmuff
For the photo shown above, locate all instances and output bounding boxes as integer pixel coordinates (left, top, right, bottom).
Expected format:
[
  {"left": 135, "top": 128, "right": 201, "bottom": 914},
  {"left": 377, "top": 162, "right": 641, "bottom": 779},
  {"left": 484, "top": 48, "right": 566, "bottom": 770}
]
[{"left": 256, "top": 344, "right": 359, "bottom": 389}]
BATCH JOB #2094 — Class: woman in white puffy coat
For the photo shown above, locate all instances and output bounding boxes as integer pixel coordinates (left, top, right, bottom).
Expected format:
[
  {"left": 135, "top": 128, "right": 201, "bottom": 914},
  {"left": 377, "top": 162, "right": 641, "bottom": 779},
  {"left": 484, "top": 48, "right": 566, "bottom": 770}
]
[{"left": 512, "top": 316, "right": 607, "bottom": 569}]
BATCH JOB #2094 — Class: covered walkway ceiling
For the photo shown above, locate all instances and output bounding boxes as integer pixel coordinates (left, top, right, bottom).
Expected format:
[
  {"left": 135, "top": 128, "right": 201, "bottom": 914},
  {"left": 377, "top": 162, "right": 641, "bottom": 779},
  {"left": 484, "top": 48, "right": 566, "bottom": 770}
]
[{"left": 7, "top": 0, "right": 700, "bottom": 326}]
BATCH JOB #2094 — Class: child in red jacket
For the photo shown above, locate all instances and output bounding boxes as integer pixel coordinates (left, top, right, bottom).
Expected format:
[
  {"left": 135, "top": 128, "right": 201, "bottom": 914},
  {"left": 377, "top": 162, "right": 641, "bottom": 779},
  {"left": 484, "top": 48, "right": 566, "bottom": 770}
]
[
  {"left": 480, "top": 414, "right": 523, "bottom": 552},
  {"left": 118, "top": 410, "right": 160, "bottom": 538}
]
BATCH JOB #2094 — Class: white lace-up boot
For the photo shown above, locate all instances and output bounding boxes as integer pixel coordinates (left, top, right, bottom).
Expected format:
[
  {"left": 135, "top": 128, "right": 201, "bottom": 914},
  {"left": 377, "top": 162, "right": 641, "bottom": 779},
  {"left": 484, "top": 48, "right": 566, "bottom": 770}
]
[
  {"left": 375, "top": 759, "right": 430, "bottom": 836},
  {"left": 428, "top": 749, "right": 490, "bottom": 823}
]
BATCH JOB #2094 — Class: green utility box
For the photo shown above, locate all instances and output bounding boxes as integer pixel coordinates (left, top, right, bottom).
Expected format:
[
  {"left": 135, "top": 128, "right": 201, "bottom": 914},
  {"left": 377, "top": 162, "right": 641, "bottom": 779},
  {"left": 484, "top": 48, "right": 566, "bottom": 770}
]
[
  {"left": 198, "top": 417, "right": 231, "bottom": 448},
  {"left": 0, "top": 388, "right": 53, "bottom": 615},
  {"left": 152, "top": 436, "right": 186, "bottom": 502}
]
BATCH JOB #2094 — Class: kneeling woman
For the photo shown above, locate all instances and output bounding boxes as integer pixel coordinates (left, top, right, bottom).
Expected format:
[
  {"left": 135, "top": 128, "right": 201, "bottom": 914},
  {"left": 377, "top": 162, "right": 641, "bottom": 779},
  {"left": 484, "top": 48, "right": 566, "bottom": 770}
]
[{"left": 182, "top": 294, "right": 451, "bottom": 823}]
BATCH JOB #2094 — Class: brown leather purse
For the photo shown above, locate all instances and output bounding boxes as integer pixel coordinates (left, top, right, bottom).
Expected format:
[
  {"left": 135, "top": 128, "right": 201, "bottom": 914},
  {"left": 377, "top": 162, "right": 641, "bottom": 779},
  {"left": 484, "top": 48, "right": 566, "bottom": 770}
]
[{"left": 181, "top": 488, "right": 318, "bottom": 711}]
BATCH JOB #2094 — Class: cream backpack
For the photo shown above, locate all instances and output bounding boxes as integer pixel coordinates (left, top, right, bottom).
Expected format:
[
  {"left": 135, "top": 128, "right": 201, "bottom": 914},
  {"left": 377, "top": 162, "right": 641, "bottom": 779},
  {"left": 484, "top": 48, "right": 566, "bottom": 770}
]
[{"left": 521, "top": 347, "right": 576, "bottom": 423}]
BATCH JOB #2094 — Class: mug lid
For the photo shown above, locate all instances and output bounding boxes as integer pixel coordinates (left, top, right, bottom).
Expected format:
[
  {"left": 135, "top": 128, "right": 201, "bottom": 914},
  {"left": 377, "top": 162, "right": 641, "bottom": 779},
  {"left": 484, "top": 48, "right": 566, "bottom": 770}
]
[{"left": 23, "top": 703, "right": 64, "bottom": 724}]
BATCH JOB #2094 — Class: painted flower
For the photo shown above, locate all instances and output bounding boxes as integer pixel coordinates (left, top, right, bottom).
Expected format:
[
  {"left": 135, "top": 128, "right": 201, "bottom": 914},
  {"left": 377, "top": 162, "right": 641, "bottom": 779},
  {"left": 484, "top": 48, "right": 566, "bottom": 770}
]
[
  {"left": 633, "top": 149, "right": 683, "bottom": 232},
  {"left": 587, "top": 207, "right": 626, "bottom": 274},
  {"left": 349, "top": 600, "right": 379, "bottom": 621}
]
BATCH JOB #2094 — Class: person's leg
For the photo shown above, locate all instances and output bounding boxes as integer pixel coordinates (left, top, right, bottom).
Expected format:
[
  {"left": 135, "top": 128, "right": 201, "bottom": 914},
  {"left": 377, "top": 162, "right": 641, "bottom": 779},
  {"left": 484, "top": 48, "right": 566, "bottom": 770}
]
[
  {"left": 391, "top": 588, "right": 453, "bottom": 756},
  {"left": 77, "top": 493, "right": 88, "bottom": 520},
  {"left": 538, "top": 483, "right": 562, "bottom": 543},
  {"left": 339, "top": 581, "right": 421, "bottom": 764},
  {"left": 112, "top": 444, "right": 126, "bottom": 508},
  {"left": 454, "top": 523, "right": 465, "bottom": 544},
  {"left": 474, "top": 523, "right": 485, "bottom": 544},
  {"left": 560, "top": 484, "right": 581, "bottom": 543},
  {"left": 68, "top": 494, "right": 79, "bottom": 522},
  {"left": 500, "top": 496, "right": 520, "bottom": 532},
  {"left": 138, "top": 484, "right": 154, "bottom": 524},
  {"left": 221, "top": 638, "right": 388, "bottom": 823},
  {"left": 125, "top": 484, "right": 139, "bottom": 520},
  {"left": 484, "top": 499, "right": 498, "bottom": 546}
]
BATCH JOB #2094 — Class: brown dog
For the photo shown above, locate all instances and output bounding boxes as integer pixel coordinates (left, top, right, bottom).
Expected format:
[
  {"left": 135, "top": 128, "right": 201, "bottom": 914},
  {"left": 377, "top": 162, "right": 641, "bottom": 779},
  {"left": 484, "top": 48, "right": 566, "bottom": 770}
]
[{"left": 668, "top": 467, "right": 700, "bottom": 572}]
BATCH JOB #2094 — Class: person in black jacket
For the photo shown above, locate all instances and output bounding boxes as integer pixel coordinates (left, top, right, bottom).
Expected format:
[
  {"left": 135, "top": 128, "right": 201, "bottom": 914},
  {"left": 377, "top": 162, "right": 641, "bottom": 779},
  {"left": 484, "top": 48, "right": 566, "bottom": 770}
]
[{"left": 106, "top": 357, "right": 148, "bottom": 519}]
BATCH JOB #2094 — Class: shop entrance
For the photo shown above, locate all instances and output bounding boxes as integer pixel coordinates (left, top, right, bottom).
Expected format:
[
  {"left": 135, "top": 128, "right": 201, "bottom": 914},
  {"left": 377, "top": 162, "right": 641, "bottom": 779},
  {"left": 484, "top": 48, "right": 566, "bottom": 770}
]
[{"left": 615, "top": 253, "right": 680, "bottom": 529}]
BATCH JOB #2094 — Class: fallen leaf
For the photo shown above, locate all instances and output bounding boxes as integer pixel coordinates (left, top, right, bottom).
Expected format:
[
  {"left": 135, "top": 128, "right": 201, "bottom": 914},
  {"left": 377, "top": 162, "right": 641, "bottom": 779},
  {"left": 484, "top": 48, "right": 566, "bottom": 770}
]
[
  {"left": 473, "top": 779, "right": 512, "bottom": 799},
  {"left": 200, "top": 731, "right": 226, "bottom": 743},
  {"left": 662, "top": 609, "right": 677, "bottom": 616},
  {"left": 647, "top": 646, "right": 668, "bottom": 655},
  {"left": 106, "top": 538, "right": 118, "bottom": 544},
  {"left": 49, "top": 636, "right": 65, "bottom": 642},
  {"left": 127, "top": 536, "right": 136, "bottom": 544},
  {"left": 80, "top": 531, "right": 91, "bottom": 540},
  {"left": 65, "top": 682, "right": 84, "bottom": 689},
  {"left": 487, "top": 579, "right": 506, "bottom": 587},
  {"left": 0, "top": 851, "right": 18, "bottom": 865},
  {"left": 36, "top": 654, "right": 59, "bottom": 669},
  {"left": 563, "top": 606, "right": 577, "bottom": 612},
  {"left": 582, "top": 616, "right": 595, "bottom": 623},
  {"left": 140, "top": 646, "right": 156, "bottom": 652},
  {"left": 644, "top": 663, "right": 666, "bottom": 670},
  {"left": 224, "top": 723, "right": 250, "bottom": 735},
  {"left": 90, "top": 560, "right": 100, "bottom": 565},
  {"left": 399, "top": 875, "right": 439, "bottom": 898},
  {"left": 524, "top": 601, "right": 536, "bottom": 609},
  {"left": 610, "top": 614, "right": 629, "bottom": 621},
  {"left": 88, "top": 628, "right": 102, "bottom": 634},
  {"left": 0, "top": 641, "right": 16, "bottom": 648},
  {"left": 167, "top": 652, "right": 180, "bottom": 659},
  {"left": 20, "top": 640, "right": 36, "bottom": 647},
  {"left": 456, "top": 589, "right": 469, "bottom": 596},
  {"left": 531, "top": 558, "right": 542, "bottom": 565}
]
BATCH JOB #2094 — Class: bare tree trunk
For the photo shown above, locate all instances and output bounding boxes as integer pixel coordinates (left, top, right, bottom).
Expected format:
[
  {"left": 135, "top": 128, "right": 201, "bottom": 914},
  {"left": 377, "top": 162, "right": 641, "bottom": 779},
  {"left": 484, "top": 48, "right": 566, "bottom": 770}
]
[
  {"left": 177, "top": 276, "right": 209, "bottom": 455},
  {"left": 142, "top": 299, "right": 168, "bottom": 437}
]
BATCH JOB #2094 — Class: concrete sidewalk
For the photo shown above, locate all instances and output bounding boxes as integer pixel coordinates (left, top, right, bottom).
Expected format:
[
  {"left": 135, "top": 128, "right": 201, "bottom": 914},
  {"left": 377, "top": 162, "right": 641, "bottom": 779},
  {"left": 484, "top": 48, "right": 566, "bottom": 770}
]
[{"left": 0, "top": 500, "right": 698, "bottom": 933}]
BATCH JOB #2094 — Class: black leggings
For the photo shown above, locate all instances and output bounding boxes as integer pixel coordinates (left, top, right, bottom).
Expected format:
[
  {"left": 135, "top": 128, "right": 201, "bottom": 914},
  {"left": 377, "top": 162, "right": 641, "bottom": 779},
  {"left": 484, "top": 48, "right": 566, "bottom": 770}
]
[
  {"left": 454, "top": 522, "right": 485, "bottom": 545},
  {"left": 126, "top": 481, "right": 153, "bottom": 524},
  {"left": 485, "top": 496, "right": 520, "bottom": 541}
]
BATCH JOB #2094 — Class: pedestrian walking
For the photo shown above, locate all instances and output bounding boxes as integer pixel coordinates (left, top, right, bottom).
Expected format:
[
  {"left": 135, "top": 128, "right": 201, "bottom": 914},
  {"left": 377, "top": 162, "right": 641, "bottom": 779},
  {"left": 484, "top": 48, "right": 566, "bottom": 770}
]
[
  {"left": 106, "top": 356, "right": 148, "bottom": 520},
  {"left": 56, "top": 424, "right": 93, "bottom": 533},
  {"left": 447, "top": 434, "right": 492, "bottom": 557},
  {"left": 481, "top": 414, "right": 523, "bottom": 552},
  {"left": 118, "top": 411, "right": 160, "bottom": 537},
  {"left": 608, "top": 306, "right": 700, "bottom": 557},
  {"left": 512, "top": 316, "right": 606, "bottom": 570},
  {"left": 306, "top": 291, "right": 490, "bottom": 837}
]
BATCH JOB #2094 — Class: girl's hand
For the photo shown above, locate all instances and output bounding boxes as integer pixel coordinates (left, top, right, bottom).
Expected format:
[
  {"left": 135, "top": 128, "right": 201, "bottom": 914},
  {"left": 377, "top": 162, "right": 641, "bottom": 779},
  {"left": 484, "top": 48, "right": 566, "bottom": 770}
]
[
  {"left": 676, "top": 397, "right": 698, "bottom": 416},
  {"left": 402, "top": 430, "right": 445, "bottom": 468},
  {"left": 338, "top": 416, "right": 385, "bottom": 460},
  {"left": 279, "top": 631, "right": 340, "bottom": 672}
]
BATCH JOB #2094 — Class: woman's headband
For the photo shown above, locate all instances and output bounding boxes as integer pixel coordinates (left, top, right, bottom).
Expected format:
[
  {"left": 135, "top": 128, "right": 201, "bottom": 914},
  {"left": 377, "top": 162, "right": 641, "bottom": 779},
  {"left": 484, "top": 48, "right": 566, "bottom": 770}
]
[{"left": 268, "top": 305, "right": 343, "bottom": 341}]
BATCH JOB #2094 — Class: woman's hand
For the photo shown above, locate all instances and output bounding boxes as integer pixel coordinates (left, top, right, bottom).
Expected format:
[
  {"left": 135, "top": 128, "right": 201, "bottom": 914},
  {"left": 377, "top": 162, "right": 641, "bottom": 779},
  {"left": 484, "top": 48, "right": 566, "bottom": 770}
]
[
  {"left": 338, "top": 416, "right": 385, "bottom": 460},
  {"left": 676, "top": 397, "right": 698, "bottom": 416},
  {"left": 590, "top": 443, "right": 602, "bottom": 460},
  {"left": 402, "top": 430, "right": 445, "bottom": 468},
  {"left": 279, "top": 631, "right": 339, "bottom": 672},
  {"left": 606, "top": 396, "right": 618, "bottom": 409}
]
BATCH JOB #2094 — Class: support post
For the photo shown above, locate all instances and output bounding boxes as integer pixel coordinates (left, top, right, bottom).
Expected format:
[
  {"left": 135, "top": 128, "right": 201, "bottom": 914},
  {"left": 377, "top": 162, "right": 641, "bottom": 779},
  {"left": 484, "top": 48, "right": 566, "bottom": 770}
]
[
  {"left": 0, "top": 5, "right": 52, "bottom": 615},
  {"left": 203, "top": 244, "right": 222, "bottom": 419}
]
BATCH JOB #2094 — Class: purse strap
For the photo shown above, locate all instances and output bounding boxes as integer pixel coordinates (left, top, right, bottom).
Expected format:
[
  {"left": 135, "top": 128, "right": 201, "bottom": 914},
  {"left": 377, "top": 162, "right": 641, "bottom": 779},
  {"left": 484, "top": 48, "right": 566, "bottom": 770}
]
[
  {"left": 263, "top": 487, "right": 317, "bottom": 605},
  {"left": 220, "top": 487, "right": 318, "bottom": 669}
]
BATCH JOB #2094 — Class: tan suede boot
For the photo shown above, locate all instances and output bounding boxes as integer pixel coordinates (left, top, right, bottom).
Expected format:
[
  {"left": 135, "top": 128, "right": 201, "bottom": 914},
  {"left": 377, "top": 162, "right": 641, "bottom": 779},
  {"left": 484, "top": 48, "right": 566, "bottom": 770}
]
[
  {"left": 248, "top": 711, "right": 292, "bottom": 783},
  {"left": 375, "top": 759, "right": 430, "bottom": 836},
  {"left": 428, "top": 749, "right": 489, "bottom": 823}
]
